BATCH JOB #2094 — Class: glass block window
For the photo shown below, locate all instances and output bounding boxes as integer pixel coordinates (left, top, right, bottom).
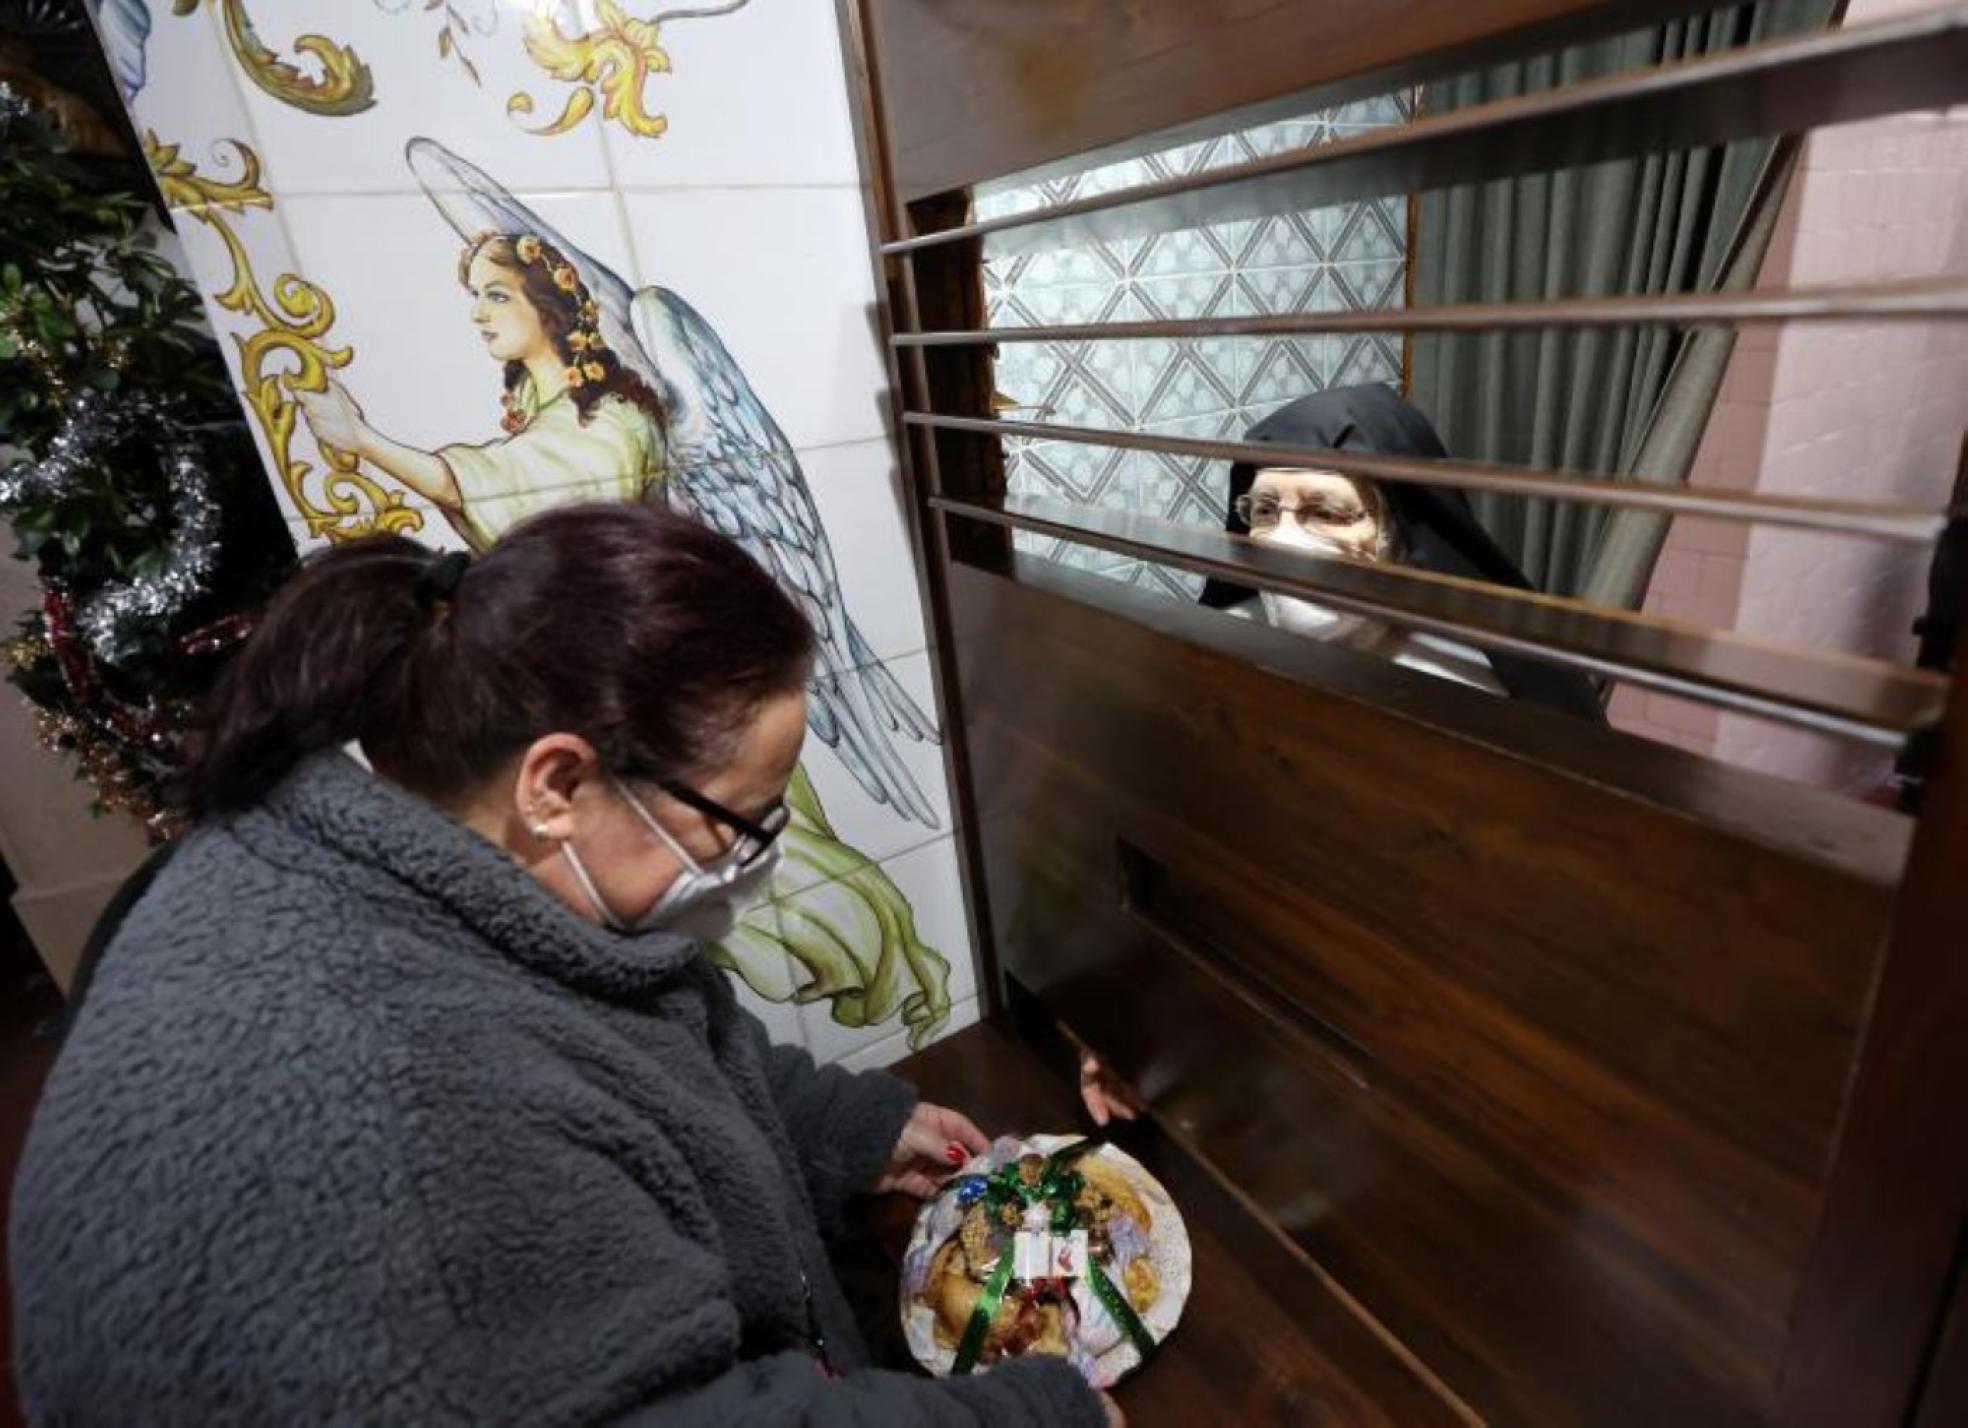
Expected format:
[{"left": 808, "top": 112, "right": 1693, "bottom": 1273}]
[{"left": 981, "top": 93, "right": 1414, "bottom": 598}]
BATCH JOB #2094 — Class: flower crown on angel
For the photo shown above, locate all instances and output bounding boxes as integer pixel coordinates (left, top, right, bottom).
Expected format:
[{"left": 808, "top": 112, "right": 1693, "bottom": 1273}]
[{"left": 469, "top": 229, "right": 613, "bottom": 431}]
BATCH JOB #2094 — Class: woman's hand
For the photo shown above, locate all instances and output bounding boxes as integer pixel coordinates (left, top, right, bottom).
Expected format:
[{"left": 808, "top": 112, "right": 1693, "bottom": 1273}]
[
  {"left": 1098, "top": 1390, "right": 1128, "bottom": 1427},
  {"left": 873, "top": 1102, "right": 990, "bottom": 1198},
  {"left": 295, "top": 378, "right": 367, "bottom": 454}
]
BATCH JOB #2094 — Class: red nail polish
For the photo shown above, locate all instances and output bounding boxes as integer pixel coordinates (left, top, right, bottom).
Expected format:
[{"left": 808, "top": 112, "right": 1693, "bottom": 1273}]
[{"left": 944, "top": 1142, "right": 967, "bottom": 1166}]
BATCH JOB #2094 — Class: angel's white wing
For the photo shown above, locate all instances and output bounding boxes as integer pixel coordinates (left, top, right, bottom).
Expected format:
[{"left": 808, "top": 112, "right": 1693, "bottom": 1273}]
[
  {"left": 87, "top": 0, "right": 151, "bottom": 100},
  {"left": 634, "top": 287, "right": 940, "bottom": 827}
]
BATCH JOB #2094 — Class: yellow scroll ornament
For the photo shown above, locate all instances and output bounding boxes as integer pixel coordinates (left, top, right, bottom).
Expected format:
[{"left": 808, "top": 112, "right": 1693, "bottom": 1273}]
[
  {"left": 509, "top": 0, "right": 752, "bottom": 141},
  {"left": 144, "top": 134, "right": 422, "bottom": 543},
  {"left": 172, "top": 0, "right": 375, "bottom": 117}
]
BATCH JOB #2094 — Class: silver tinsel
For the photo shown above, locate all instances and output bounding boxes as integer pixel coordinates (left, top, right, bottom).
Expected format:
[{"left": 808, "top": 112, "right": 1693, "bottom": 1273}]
[
  {"left": 0, "top": 389, "right": 224, "bottom": 664},
  {"left": 0, "top": 388, "right": 114, "bottom": 505},
  {"left": 75, "top": 437, "right": 219, "bottom": 663}
]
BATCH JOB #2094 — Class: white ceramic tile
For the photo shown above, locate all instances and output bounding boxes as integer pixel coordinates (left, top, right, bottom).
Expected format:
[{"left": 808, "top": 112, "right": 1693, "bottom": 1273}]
[
  {"left": 281, "top": 481, "right": 472, "bottom": 552},
  {"left": 726, "top": 968, "right": 809, "bottom": 1050},
  {"left": 718, "top": 889, "right": 818, "bottom": 993},
  {"left": 1330, "top": 259, "right": 1406, "bottom": 312},
  {"left": 997, "top": 280, "right": 1132, "bottom": 331},
  {"left": 939, "top": 994, "right": 983, "bottom": 1049},
  {"left": 869, "top": 836, "right": 977, "bottom": 1006},
  {"left": 946, "top": 993, "right": 982, "bottom": 1033},
  {"left": 792, "top": 984, "right": 902, "bottom": 1067},
  {"left": 796, "top": 439, "right": 930, "bottom": 667},
  {"left": 451, "top": 487, "right": 664, "bottom": 556},
  {"left": 1238, "top": 213, "right": 1325, "bottom": 271},
  {"left": 618, "top": 187, "right": 890, "bottom": 450},
  {"left": 223, "top": 0, "right": 613, "bottom": 197},
  {"left": 837, "top": 1022, "right": 914, "bottom": 1074},
  {"left": 1331, "top": 332, "right": 1401, "bottom": 387},
  {"left": 166, "top": 198, "right": 334, "bottom": 533},
  {"left": 284, "top": 500, "right": 474, "bottom": 557},
  {"left": 1009, "top": 443, "right": 1146, "bottom": 518},
  {"left": 1279, "top": 266, "right": 1332, "bottom": 315},
  {"left": 836, "top": 992, "right": 980, "bottom": 1070},
  {"left": 782, "top": 833, "right": 977, "bottom": 1065},
  {"left": 1241, "top": 118, "right": 1330, "bottom": 160},
  {"left": 794, "top": 832, "right": 978, "bottom": 1064},
  {"left": 1013, "top": 245, "right": 1130, "bottom": 289},
  {"left": 597, "top": 0, "right": 860, "bottom": 189},
  {"left": 275, "top": 190, "right": 637, "bottom": 506},
  {"left": 991, "top": 337, "right": 1070, "bottom": 414},
  {"left": 837, "top": 992, "right": 981, "bottom": 1073},
  {"left": 111, "top": 0, "right": 260, "bottom": 178},
  {"left": 1240, "top": 335, "right": 1327, "bottom": 410},
  {"left": 802, "top": 650, "right": 951, "bottom": 858}
]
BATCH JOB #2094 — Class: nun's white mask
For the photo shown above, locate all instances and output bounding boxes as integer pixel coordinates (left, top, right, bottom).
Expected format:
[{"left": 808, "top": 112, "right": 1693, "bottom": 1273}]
[{"left": 1243, "top": 468, "right": 1392, "bottom": 647}]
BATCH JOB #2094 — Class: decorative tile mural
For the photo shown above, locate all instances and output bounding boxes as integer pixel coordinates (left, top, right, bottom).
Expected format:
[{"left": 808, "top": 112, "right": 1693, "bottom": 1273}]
[
  {"left": 86, "top": 0, "right": 975, "bottom": 1066},
  {"left": 980, "top": 95, "right": 1414, "bottom": 599}
]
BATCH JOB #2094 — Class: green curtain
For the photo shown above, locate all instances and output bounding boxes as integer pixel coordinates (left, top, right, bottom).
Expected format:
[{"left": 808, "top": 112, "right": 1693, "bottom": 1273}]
[{"left": 1408, "top": 0, "right": 1838, "bottom": 604}]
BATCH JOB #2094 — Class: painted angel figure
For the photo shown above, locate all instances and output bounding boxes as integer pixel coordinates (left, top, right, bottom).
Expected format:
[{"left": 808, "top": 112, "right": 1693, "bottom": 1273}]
[{"left": 294, "top": 137, "right": 953, "bottom": 1046}]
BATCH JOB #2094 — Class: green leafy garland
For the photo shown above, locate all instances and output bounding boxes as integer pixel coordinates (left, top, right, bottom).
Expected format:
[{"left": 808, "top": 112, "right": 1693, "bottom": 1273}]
[{"left": 0, "top": 84, "right": 294, "bottom": 838}]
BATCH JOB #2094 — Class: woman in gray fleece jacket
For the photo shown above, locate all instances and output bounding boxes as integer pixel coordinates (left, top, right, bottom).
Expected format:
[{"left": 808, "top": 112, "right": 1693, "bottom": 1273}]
[{"left": 9, "top": 503, "right": 1113, "bottom": 1428}]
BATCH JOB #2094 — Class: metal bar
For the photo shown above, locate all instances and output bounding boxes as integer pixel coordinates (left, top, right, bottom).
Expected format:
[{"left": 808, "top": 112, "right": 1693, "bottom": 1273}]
[
  {"left": 905, "top": 413, "right": 1950, "bottom": 543},
  {"left": 883, "top": 4, "right": 1968, "bottom": 259},
  {"left": 933, "top": 493, "right": 1948, "bottom": 744},
  {"left": 896, "top": 276, "right": 1968, "bottom": 346}
]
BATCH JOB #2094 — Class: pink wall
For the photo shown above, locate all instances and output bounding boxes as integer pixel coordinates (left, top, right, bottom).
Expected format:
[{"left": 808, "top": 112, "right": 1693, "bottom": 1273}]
[{"left": 1610, "top": 9, "right": 1968, "bottom": 789}]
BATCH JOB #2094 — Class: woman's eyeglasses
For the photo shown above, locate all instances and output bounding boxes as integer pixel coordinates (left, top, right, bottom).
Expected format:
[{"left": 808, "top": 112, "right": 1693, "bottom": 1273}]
[
  {"left": 1234, "top": 492, "right": 1368, "bottom": 533},
  {"left": 658, "top": 779, "right": 789, "bottom": 868}
]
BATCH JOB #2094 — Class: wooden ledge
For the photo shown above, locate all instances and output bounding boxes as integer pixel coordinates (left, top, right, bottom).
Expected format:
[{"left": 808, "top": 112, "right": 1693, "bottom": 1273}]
[{"left": 842, "top": 1016, "right": 1473, "bottom": 1426}]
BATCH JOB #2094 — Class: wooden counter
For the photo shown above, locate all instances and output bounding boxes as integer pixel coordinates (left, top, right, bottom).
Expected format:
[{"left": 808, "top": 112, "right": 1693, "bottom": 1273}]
[{"left": 839, "top": 1018, "right": 1472, "bottom": 1427}]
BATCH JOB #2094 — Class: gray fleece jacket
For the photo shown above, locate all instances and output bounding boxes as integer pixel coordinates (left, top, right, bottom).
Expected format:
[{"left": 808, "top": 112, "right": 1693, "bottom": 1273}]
[{"left": 9, "top": 754, "right": 1101, "bottom": 1427}]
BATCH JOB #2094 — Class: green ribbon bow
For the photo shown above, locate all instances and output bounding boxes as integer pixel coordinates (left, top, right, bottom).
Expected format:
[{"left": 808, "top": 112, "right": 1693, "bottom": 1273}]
[{"left": 949, "top": 1140, "right": 1160, "bottom": 1376}]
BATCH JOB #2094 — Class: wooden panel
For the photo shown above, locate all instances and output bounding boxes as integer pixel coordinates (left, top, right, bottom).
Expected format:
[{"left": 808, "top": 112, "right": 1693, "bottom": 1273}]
[
  {"left": 1777, "top": 636, "right": 1968, "bottom": 1425},
  {"left": 1909, "top": 1239, "right": 1968, "bottom": 1428},
  {"left": 849, "top": 1017, "right": 1475, "bottom": 1426},
  {"left": 860, "top": 0, "right": 1718, "bottom": 202},
  {"left": 884, "top": 3, "right": 1968, "bottom": 255},
  {"left": 944, "top": 554, "right": 1904, "bottom": 1426}
]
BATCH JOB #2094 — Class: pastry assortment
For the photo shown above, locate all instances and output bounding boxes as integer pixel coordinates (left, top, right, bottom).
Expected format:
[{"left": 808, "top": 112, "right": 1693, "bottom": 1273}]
[{"left": 900, "top": 1135, "right": 1190, "bottom": 1387}]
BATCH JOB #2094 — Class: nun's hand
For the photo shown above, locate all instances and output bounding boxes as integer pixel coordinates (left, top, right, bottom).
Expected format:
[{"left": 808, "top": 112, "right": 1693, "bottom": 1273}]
[
  {"left": 874, "top": 1102, "right": 990, "bottom": 1199},
  {"left": 1060, "top": 1023, "right": 1146, "bottom": 1128},
  {"left": 1078, "top": 1052, "right": 1146, "bottom": 1128}
]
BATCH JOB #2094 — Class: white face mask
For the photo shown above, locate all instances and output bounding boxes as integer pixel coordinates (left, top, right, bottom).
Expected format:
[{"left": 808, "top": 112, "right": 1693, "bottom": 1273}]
[
  {"left": 1255, "top": 519, "right": 1347, "bottom": 560},
  {"left": 1252, "top": 524, "right": 1386, "bottom": 648},
  {"left": 1258, "top": 589, "right": 1382, "bottom": 645},
  {"left": 560, "top": 780, "right": 783, "bottom": 942}
]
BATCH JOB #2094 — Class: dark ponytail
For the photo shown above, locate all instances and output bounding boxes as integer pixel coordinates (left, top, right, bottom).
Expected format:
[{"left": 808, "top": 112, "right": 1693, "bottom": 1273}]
[{"left": 181, "top": 502, "right": 815, "bottom": 818}]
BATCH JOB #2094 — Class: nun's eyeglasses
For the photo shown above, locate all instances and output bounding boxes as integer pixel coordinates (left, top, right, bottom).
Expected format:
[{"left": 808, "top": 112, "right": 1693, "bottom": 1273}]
[
  {"left": 658, "top": 779, "right": 790, "bottom": 869},
  {"left": 1235, "top": 492, "right": 1368, "bottom": 532}
]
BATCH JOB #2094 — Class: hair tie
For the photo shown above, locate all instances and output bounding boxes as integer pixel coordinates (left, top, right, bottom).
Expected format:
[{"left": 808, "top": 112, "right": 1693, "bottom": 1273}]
[{"left": 415, "top": 550, "right": 472, "bottom": 615}]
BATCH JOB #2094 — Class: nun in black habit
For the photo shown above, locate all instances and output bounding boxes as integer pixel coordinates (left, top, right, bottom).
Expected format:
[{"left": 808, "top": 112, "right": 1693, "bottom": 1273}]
[{"left": 1197, "top": 383, "right": 1604, "bottom": 720}]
